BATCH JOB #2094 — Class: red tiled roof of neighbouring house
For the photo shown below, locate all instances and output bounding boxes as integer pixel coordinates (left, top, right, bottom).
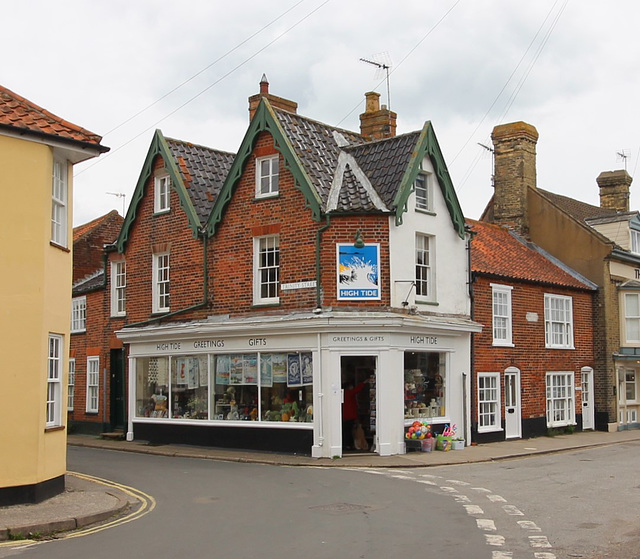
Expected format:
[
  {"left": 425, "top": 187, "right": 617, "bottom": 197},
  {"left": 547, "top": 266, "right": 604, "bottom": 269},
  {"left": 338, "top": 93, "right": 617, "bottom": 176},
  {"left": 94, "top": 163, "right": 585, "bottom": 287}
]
[
  {"left": 468, "top": 219, "right": 596, "bottom": 290},
  {"left": 73, "top": 210, "right": 123, "bottom": 243},
  {"left": 0, "top": 84, "right": 108, "bottom": 151}
]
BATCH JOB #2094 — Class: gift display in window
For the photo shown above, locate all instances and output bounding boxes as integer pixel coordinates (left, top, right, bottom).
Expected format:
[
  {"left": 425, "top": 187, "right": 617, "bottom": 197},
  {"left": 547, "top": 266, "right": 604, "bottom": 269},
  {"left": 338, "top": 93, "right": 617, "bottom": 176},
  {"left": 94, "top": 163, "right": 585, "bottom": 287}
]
[{"left": 404, "top": 351, "right": 446, "bottom": 419}]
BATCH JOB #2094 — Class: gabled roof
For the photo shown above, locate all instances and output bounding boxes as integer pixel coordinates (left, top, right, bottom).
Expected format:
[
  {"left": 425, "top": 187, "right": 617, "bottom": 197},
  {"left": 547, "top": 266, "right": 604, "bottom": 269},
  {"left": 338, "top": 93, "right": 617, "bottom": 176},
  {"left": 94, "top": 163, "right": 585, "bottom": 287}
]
[
  {"left": 206, "top": 98, "right": 466, "bottom": 238},
  {"left": 468, "top": 219, "right": 596, "bottom": 290},
  {"left": 116, "top": 130, "right": 235, "bottom": 252},
  {"left": 537, "top": 188, "right": 617, "bottom": 223},
  {"left": 0, "top": 84, "right": 108, "bottom": 154},
  {"left": 73, "top": 210, "right": 122, "bottom": 243}
]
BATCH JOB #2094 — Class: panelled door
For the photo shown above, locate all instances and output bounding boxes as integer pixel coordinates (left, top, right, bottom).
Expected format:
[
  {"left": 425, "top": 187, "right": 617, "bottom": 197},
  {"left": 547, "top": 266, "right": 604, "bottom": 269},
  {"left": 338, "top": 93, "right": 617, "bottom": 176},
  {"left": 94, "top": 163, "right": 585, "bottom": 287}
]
[
  {"left": 504, "top": 368, "right": 521, "bottom": 439},
  {"left": 581, "top": 367, "right": 594, "bottom": 430}
]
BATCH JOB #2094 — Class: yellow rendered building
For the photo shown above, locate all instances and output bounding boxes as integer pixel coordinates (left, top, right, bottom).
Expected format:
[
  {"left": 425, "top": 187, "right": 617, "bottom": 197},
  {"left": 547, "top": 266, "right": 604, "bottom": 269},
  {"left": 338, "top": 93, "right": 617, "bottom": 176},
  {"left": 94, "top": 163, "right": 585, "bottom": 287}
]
[{"left": 0, "top": 85, "right": 108, "bottom": 504}]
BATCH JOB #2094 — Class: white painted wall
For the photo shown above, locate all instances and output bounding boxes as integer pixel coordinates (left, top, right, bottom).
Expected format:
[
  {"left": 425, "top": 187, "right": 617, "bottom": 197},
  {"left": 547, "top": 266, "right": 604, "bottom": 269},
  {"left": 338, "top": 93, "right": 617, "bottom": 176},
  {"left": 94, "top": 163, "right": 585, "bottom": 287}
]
[{"left": 389, "top": 155, "right": 470, "bottom": 315}]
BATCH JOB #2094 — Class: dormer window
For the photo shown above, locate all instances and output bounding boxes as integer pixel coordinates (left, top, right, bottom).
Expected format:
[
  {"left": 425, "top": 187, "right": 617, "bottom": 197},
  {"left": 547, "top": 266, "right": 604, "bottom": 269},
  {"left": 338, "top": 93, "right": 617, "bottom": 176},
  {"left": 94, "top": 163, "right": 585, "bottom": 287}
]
[
  {"left": 631, "top": 229, "right": 640, "bottom": 254},
  {"left": 414, "top": 171, "right": 432, "bottom": 212},
  {"left": 154, "top": 174, "right": 170, "bottom": 213},
  {"left": 256, "top": 155, "right": 279, "bottom": 198}
]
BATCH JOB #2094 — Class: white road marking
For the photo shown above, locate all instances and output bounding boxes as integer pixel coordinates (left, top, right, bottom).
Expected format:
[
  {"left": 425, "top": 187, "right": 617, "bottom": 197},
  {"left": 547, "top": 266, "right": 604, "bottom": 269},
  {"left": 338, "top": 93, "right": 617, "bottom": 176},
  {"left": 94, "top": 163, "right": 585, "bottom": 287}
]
[
  {"left": 518, "top": 520, "right": 541, "bottom": 532},
  {"left": 488, "top": 494, "right": 507, "bottom": 503},
  {"left": 485, "top": 534, "right": 506, "bottom": 546},
  {"left": 477, "top": 518, "right": 497, "bottom": 531},
  {"left": 464, "top": 504, "right": 485, "bottom": 515},
  {"left": 529, "top": 535, "right": 552, "bottom": 548},
  {"left": 502, "top": 504, "right": 524, "bottom": 516}
]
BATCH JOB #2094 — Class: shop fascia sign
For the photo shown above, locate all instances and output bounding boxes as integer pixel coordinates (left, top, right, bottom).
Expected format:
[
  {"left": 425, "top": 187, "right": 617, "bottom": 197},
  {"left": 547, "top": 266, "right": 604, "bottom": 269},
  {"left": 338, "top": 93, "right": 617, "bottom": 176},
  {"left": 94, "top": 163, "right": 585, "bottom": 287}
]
[{"left": 130, "top": 334, "right": 316, "bottom": 356}]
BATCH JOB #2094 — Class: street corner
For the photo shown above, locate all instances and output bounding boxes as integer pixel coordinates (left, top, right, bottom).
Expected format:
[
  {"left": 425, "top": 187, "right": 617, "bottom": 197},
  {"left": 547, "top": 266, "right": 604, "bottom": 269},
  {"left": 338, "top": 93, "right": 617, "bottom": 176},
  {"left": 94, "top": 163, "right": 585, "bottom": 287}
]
[{"left": 0, "top": 472, "right": 155, "bottom": 545}]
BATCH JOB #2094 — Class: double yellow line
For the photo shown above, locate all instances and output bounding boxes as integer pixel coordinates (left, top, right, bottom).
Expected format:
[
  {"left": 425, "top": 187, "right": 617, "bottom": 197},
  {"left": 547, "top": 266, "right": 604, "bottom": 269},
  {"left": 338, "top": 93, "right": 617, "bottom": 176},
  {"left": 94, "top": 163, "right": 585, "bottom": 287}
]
[{"left": 1, "top": 472, "right": 155, "bottom": 549}]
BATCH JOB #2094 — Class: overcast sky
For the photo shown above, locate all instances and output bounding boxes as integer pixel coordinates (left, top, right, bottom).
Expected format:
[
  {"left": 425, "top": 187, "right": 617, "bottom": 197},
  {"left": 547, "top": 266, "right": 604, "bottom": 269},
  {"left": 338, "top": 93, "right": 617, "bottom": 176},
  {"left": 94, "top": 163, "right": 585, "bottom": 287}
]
[{"left": 3, "top": 1, "right": 639, "bottom": 226}]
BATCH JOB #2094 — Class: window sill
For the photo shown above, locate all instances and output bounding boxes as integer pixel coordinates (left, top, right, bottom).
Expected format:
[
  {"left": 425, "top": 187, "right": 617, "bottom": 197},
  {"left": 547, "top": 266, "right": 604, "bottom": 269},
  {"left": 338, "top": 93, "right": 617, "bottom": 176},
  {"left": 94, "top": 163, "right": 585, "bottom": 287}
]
[
  {"left": 153, "top": 209, "right": 170, "bottom": 216},
  {"left": 415, "top": 299, "right": 439, "bottom": 306},
  {"left": 45, "top": 425, "right": 65, "bottom": 433},
  {"left": 415, "top": 208, "right": 436, "bottom": 216},
  {"left": 71, "top": 330, "right": 87, "bottom": 335},
  {"left": 151, "top": 310, "right": 170, "bottom": 316},
  {"left": 492, "top": 342, "right": 515, "bottom": 348},
  {"left": 252, "top": 301, "right": 281, "bottom": 309},
  {"left": 253, "top": 193, "right": 280, "bottom": 201},
  {"left": 545, "top": 345, "right": 575, "bottom": 350},
  {"left": 50, "top": 241, "right": 70, "bottom": 252},
  {"left": 110, "top": 313, "right": 127, "bottom": 319},
  {"left": 477, "top": 427, "right": 504, "bottom": 434}
]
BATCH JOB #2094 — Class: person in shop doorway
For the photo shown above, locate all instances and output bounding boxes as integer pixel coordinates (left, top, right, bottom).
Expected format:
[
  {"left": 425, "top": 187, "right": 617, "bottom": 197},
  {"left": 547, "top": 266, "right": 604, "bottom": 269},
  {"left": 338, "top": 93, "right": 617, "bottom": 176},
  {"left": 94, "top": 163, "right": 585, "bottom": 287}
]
[{"left": 342, "top": 378, "right": 368, "bottom": 450}]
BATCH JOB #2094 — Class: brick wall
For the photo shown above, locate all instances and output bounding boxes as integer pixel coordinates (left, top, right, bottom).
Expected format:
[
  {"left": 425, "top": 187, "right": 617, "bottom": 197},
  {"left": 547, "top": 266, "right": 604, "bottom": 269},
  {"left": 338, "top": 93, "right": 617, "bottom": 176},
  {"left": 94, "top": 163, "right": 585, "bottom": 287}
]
[
  {"left": 73, "top": 211, "right": 123, "bottom": 283},
  {"left": 472, "top": 274, "right": 595, "bottom": 439},
  {"left": 208, "top": 131, "right": 391, "bottom": 315}
]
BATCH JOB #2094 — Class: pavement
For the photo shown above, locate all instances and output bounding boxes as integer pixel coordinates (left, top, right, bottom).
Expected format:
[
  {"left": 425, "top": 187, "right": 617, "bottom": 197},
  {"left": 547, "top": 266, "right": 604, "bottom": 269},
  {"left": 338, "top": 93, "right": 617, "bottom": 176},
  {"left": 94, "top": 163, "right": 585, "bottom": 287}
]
[{"left": 2, "top": 428, "right": 640, "bottom": 542}]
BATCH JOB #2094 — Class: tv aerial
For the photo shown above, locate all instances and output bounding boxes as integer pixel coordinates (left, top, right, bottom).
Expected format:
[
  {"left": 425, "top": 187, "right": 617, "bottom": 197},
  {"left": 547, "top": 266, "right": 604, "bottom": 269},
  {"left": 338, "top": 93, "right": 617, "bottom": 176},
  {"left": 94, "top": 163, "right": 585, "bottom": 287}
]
[
  {"left": 107, "top": 192, "right": 127, "bottom": 216},
  {"left": 617, "top": 149, "right": 629, "bottom": 171},
  {"left": 360, "top": 52, "right": 393, "bottom": 110}
]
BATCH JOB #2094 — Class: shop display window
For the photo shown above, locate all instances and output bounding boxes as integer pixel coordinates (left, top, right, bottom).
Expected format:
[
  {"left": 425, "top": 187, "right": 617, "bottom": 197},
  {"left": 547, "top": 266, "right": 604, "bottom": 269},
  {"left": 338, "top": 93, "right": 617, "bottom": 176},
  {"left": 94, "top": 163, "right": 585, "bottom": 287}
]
[
  {"left": 135, "top": 352, "right": 314, "bottom": 423},
  {"left": 136, "top": 356, "right": 170, "bottom": 418},
  {"left": 171, "top": 355, "right": 209, "bottom": 419},
  {"left": 404, "top": 351, "right": 446, "bottom": 420}
]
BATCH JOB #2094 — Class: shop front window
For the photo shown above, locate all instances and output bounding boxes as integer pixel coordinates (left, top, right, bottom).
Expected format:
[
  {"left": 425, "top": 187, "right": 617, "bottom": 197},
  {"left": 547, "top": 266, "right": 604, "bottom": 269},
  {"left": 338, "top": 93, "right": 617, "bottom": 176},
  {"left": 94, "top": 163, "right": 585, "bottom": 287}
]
[
  {"left": 134, "top": 352, "right": 314, "bottom": 423},
  {"left": 136, "top": 356, "right": 170, "bottom": 418},
  {"left": 172, "top": 356, "right": 209, "bottom": 419},
  {"left": 404, "top": 351, "right": 446, "bottom": 420}
]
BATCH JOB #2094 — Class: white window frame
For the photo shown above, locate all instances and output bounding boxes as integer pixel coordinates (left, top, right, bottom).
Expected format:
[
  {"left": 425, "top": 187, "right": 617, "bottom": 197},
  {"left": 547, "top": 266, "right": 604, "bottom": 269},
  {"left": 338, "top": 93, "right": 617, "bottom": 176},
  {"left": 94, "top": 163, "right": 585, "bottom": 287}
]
[
  {"left": 154, "top": 174, "right": 171, "bottom": 213},
  {"left": 624, "top": 292, "right": 640, "bottom": 343},
  {"left": 46, "top": 334, "right": 63, "bottom": 427},
  {"left": 544, "top": 294, "right": 574, "bottom": 349},
  {"left": 68, "top": 357, "right": 75, "bottom": 411},
  {"left": 415, "top": 233, "right": 434, "bottom": 301},
  {"left": 255, "top": 155, "right": 279, "bottom": 198},
  {"left": 491, "top": 284, "right": 513, "bottom": 346},
  {"left": 477, "top": 372, "right": 501, "bottom": 433},
  {"left": 546, "top": 371, "right": 575, "bottom": 428},
  {"left": 414, "top": 171, "right": 433, "bottom": 212},
  {"left": 152, "top": 252, "right": 170, "bottom": 313},
  {"left": 631, "top": 229, "right": 640, "bottom": 254},
  {"left": 625, "top": 369, "right": 637, "bottom": 403},
  {"left": 51, "top": 159, "right": 68, "bottom": 247},
  {"left": 111, "top": 260, "right": 127, "bottom": 317},
  {"left": 254, "top": 235, "right": 280, "bottom": 304},
  {"left": 71, "top": 296, "right": 87, "bottom": 333},
  {"left": 86, "top": 356, "right": 100, "bottom": 413}
]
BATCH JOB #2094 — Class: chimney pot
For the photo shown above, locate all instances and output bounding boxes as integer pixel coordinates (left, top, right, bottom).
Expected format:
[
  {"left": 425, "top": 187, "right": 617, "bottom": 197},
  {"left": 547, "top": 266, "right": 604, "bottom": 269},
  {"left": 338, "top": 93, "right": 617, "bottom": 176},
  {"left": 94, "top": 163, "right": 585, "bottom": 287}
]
[
  {"left": 597, "top": 169, "right": 632, "bottom": 213},
  {"left": 360, "top": 91, "right": 396, "bottom": 141}
]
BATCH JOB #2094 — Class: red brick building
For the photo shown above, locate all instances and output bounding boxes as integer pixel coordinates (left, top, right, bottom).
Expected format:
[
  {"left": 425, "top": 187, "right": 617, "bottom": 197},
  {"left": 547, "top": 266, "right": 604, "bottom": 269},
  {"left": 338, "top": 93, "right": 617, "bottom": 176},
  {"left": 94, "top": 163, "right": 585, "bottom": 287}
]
[
  {"left": 469, "top": 219, "right": 596, "bottom": 442},
  {"left": 113, "top": 78, "right": 480, "bottom": 457},
  {"left": 69, "top": 210, "right": 123, "bottom": 435}
]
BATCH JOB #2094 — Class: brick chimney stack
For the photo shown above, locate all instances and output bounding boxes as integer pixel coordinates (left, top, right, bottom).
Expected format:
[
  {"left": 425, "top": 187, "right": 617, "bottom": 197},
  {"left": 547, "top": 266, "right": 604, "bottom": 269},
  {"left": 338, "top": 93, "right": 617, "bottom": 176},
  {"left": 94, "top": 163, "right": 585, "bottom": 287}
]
[
  {"left": 491, "top": 121, "right": 539, "bottom": 237},
  {"left": 359, "top": 91, "right": 397, "bottom": 141},
  {"left": 597, "top": 169, "right": 632, "bottom": 213},
  {"left": 248, "top": 74, "right": 298, "bottom": 120}
]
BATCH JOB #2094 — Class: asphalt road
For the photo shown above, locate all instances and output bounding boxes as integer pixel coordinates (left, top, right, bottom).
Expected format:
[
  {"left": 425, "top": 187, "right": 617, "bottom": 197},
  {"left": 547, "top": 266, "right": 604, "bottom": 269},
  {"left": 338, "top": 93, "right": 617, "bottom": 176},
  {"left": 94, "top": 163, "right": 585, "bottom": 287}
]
[
  {"left": 3, "top": 447, "right": 486, "bottom": 559},
  {"left": 6, "top": 441, "right": 640, "bottom": 558}
]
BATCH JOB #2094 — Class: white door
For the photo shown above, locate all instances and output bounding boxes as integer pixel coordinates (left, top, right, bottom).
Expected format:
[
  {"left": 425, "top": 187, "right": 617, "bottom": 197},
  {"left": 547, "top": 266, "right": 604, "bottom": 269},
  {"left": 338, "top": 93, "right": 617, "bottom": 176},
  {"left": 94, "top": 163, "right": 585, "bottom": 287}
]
[
  {"left": 504, "top": 369, "right": 521, "bottom": 439},
  {"left": 581, "top": 367, "right": 594, "bottom": 430}
]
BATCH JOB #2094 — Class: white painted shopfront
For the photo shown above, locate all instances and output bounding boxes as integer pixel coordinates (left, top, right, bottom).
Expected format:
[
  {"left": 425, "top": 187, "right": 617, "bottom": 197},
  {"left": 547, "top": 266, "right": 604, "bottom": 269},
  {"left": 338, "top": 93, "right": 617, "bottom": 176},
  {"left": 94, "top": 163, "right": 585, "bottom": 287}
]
[{"left": 119, "top": 311, "right": 480, "bottom": 458}]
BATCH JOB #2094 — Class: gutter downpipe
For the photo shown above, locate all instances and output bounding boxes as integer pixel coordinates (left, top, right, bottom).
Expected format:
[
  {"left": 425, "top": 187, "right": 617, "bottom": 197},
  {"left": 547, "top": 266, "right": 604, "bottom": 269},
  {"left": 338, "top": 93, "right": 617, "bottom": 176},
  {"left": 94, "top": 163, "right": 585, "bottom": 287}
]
[
  {"left": 124, "top": 228, "right": 209, "bottom": 328},
  {"left": 314, "top": 215, "right": 331, "bottom": 452},
  {"left": 466, "top": 226, "right": 476, "bottom": 444},
  {"left": 315, "top": 215, "right": 331, "bottom": 310}
]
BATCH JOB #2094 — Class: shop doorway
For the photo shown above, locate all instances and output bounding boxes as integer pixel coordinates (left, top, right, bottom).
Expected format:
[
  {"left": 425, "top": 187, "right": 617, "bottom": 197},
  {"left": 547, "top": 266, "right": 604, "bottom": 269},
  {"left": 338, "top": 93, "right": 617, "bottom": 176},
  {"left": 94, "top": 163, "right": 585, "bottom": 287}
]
[
  {"left": 110, "top": 349, "right": 126, "bottom": 431},
  {"left": 340, "top": 355, "right": 376, "bottom": 453}
]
